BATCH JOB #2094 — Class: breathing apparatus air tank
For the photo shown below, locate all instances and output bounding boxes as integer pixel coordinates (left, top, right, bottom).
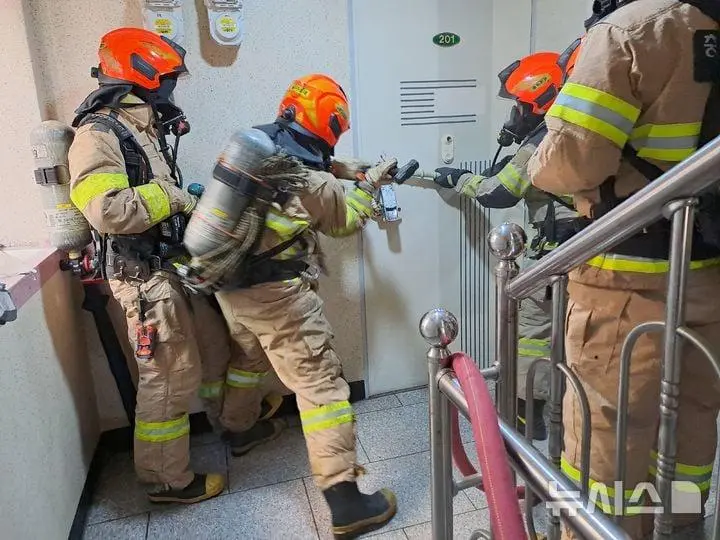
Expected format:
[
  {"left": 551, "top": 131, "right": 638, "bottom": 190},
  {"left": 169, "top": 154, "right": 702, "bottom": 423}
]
[
  {"left": 31, "top": 121, "right": 91, "bottom": 256},
  {"left": 183, "top": 127, "right": 277, "bottom": 258}
]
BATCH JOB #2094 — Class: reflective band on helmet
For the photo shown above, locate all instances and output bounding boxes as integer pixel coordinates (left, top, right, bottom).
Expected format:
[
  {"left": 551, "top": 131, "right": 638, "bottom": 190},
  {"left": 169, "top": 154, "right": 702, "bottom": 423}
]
[
  {"left": 629, "top": 123, "right": 701, "bottom": 162},
  {"left": 648, "top": 451, "right": 713, "bottom": 492},
  {"left": 347, "top": 187, "right": 374, "bottom": 217},
  {"left": 561, "top": 457, "right": 646, "bottom": 516},
  {"left": 266, "top": 208, "right": 309, "bottom": 241},
  {"left": 586, "top": 254, "right": 720, "bottom": 273},
  {"left": 135, "top": 414, "right": 190, "bottom": 443},
  {"left": 70, "top": 173, "right": 130, "bottom": 210},
  {"left": 300, "top": 401, "right": 355, "bottom": 434},
  {"left": 547, "top": 83, "right": 640, "bottom": 147},
  {"left": 498, "top": 163, "right": 530, "bottom": 198},
  {"left": 199, "top": 380, "right": 224, "bottom": 399},
  {"left": 136, "top": 183, "right": 171, "bottom": 225},
  {"left": 518, "top": 337, "right": 551, "bottom": 358},
  {"left": 226, "top": 367, "right": 268, "bottom": 389}
]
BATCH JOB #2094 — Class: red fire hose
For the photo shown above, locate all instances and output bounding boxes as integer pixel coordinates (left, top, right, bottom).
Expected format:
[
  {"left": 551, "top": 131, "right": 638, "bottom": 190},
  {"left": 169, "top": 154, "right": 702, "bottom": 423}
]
[{"left": 448, "top": 352, "right": 526, "bottom": 540}]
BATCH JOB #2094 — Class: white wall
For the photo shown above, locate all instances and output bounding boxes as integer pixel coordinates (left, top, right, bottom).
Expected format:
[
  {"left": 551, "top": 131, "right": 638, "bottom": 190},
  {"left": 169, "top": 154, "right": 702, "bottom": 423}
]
[{"left": 0, "top": 251, "right": 99, "bottom": 540}]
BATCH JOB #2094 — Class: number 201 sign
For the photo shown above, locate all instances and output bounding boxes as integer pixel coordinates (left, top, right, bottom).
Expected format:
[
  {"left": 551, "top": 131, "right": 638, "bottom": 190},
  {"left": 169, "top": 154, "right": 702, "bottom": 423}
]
[{"left": 433, "top": 32, "right": 461, "bottom": 47}]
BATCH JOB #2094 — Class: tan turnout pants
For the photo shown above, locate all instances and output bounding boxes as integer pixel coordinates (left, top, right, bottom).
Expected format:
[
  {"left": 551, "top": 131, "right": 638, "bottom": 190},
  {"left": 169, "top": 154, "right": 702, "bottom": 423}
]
[
  {"left": 110, "top": 275, "right": 201, "bottom": 488},
  {"left": 110, "top": 275, "right": 232, "bottom": 488},
  {"left": 194, "top": 293, "right": 268, "bottom": 433},
  {"left": 517, "top": 254, "right": 553, "bottom": 402},
  {"left": 561, "top": 268, "right": 720, "bottom": 539},
  {"left": 215, "top": 278, "right": 358, "bottom": 490}
]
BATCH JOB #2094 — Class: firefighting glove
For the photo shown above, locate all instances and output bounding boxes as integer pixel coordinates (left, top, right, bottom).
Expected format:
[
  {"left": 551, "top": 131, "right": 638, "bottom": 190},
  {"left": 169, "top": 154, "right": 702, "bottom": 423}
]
[
  {"left": 434, "top": 167, "right": 473, "bottom": 191},
  {"left": 166, "top": 183, "right": 199, "bottom": 215},
  {"left": 331, "top": 157, "right": 373, "bottom": 180},
  {"left": 364, "top": 158, "right": 399, "bottom": 188}
]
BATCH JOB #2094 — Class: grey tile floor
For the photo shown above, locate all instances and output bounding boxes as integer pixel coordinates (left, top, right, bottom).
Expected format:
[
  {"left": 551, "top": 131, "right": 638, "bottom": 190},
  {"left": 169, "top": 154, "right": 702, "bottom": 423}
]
[{"left": 83, "top": 387, "right": 720, "bottom": 539}]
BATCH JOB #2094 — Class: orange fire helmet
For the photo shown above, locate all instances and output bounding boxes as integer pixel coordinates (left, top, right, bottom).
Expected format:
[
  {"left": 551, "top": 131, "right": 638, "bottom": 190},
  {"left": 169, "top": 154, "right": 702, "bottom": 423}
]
[
  {"left": 497, "top": 52, "right": 563, "bottom": 115},
  {"left": 97, "top": 27, "right": 188, "bottom": 91},
  {"left": 558, "top": 37, "right": 583, "bottom": 82},
  {"left": 278, "top": 74, "right": 350, "bottom": 148}
]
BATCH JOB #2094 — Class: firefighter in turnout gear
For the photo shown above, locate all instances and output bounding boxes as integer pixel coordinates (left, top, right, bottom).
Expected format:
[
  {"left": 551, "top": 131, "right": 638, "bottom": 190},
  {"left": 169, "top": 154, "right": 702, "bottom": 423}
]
[
  {"left": 210, "top": 74, "right": 397, "bottom": 539},
  {"left": 68, "top": 27, "right": 234, "bottom": 504},
  {"left": 528, "top": 1, "right": 720, "bottom": 537},
  {"left": 433, "top": 45, "right": 584, "bottom": 441}
]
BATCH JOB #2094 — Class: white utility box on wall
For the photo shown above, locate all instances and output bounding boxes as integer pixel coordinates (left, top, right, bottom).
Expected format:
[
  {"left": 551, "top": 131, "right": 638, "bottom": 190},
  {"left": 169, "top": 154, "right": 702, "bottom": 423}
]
[{"left": 349, "top": 0, "right": 528, "bottom": 395}]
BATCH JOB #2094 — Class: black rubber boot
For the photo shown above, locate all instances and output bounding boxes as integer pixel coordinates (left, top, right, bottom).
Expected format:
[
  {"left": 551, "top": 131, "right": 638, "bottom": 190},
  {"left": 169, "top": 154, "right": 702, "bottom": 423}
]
[
  {"left": 225, "top": 418, "right": 284, "bottom": 457},
  {"left": 147, "top": 473, "right": 225, "bottom": 504},
  {"left": 323, "top": 481, "right": 397, "bottom": 539},
  {"left": 517, "top": 399, "right": 548, "bottom": 441}
]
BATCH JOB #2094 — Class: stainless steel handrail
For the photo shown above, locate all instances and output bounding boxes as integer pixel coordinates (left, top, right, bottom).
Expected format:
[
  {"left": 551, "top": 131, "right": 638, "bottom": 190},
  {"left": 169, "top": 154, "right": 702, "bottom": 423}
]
[{"left": 506, "top": 134, "right": 720, "bottom": 300}]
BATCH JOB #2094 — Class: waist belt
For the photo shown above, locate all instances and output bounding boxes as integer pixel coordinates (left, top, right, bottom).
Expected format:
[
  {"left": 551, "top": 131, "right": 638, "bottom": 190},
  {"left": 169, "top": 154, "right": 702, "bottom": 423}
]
[
  {"left": 224, "top": 259, "right": 309, "bottom": 290},
  {"left": 576, "top": 218, "right": 720, "bottom": 261},
  {"left": 105, "top": 234, "right": 182, "bottom": 282}
]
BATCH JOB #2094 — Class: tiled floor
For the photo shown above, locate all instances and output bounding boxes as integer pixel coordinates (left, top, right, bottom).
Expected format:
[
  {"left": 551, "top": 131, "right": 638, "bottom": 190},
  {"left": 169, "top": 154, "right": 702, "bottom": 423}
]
[{"left": 83, "top": 387, "right": 719, "bottom": 539}]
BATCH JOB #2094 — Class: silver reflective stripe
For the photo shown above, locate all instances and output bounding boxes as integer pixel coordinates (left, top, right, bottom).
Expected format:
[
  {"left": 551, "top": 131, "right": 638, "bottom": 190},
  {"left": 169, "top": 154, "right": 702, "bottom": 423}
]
[
  {"left": 630, "top": 135, "right": 698, "bottom": 150},
  {"left": 554, "top": 93, "right": 635, "bottom": 136}
]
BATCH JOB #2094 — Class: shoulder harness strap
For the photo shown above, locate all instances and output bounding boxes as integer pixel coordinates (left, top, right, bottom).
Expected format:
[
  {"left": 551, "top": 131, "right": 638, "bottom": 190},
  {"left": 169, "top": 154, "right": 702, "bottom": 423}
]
[{"left": 77, "top": 112, "right": 153, "bottom": 187}]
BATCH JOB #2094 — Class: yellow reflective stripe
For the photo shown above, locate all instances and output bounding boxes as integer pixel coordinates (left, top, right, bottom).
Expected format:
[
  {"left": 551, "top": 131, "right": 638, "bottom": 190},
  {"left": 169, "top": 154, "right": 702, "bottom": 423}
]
[
  {"left": 135, "top": 183, "right": 171, "bottom": 225},
  {"left": 630, "top": 123, "right": 700, "bottom": 162},
  {"left": 498, "top": 163, "right": 529, "bottom": 198},
  {"left": 562, "top": 83, "right": 641, "bottom": 125},
  {"left": 199, "top": 381, "right": 224, "bottom": 399},
  {"left": 70, "top": 173, "right": 130, "bottom": 210},
  {"left": 635, "top": 148, "right": 696, "bottom": 162},
  {"left": 586, "top": 254, "right": 720, "bottom": 273},
  {"left": 548, "top": 83, "right": 640, "bottom": 148},
  {"left": 548, "top": 105, "right": 628, "bottom": 147},
  {"left": 631, "top": 122, "right": 701, "bottom": 139},
  {"left": 135, "top": 414, "right": 190, "bottom": 443},
  {"left": 347, "top": 188, "right": 374, "bottom": 217},
  {"left": 648, "top": 451, "right": 713, "bottom": 490},
  {"left": 331, "top": 206, "right": 364, "bottom": 237},
  {"left": 460, "top": 175, "right": 484, "bottom": 198},
  {"left": 226, "top": 368, "right": 268, "bottom": 389},
  {"left": 300, "top": 401, "right": 355, "bottom": 434},
  {"left": 265, "top": 208, "right": 309, "bottom": 240},
  {"left": 518, "top": 337, "right": 551, "bottom": 357},
  {"left": 649, "top": 451, "right": 713, "bottom": 476},
  {"left": 648, "top": 465, "right": 712, "bottom": 492},
  {"left": 561, "top": 457, "right": 645, "bottom": 515}
]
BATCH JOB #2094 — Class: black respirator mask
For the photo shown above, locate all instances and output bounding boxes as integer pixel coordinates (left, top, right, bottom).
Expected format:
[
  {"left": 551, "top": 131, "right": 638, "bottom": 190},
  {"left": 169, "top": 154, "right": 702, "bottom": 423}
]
[
  {"left": 145, "top": 77, "right": 191, "bottom": 138},
  {"left": 497, "top": 102, "right": 544, "bottom": 147}
]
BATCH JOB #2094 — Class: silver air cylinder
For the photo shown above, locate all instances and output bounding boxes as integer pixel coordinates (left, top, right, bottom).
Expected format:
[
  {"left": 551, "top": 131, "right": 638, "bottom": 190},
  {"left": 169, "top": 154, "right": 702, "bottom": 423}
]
[
  {"left": 184, "top": 127, "right": 277, "bottom": 257},
  {"left": 31, "top": 121, "right": 92, "bottom": 255}
]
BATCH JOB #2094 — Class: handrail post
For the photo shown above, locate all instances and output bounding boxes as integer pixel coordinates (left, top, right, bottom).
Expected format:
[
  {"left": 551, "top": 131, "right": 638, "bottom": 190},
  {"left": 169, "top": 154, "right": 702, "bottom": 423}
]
[
  {"left": 487, "top": 223, "right": 526, "bottom": 437},
  {"left": 548, "top": 274, "right": 568, "bottom": 540},
  {"left": 653, "top": 199, "right": 697, "bottom": 539},
  {"left": 420, "top": 308, "right": 460, "bottom": 540}
]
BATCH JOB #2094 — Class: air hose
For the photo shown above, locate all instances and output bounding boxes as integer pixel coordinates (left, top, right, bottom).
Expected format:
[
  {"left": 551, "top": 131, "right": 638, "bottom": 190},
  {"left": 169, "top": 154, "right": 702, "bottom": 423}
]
[{"left": 448, "top": 352, "right": 526, "bottom": 540}]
